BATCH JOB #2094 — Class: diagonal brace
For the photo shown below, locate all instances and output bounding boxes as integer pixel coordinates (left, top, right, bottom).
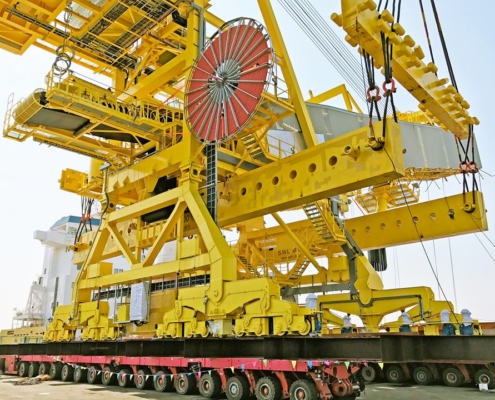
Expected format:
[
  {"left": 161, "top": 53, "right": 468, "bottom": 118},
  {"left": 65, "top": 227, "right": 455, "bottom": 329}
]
[
  {"left": 142, "top": 199, "right": 188, "bottom": 267},
  {"left": 107, "top": 224, "right": 138, "bottom": 266}
]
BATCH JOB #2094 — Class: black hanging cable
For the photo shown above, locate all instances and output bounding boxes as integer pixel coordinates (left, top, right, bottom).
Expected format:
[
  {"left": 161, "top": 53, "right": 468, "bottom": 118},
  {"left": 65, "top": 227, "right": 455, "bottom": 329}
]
[
  {"left": 363, "top": 50, "right": 382, "bottom": 125},
  {"left": 430, "top": 0, "right": 457, "bottom": 90},
  {"left": 378, "top": 0, "right": 401, "bottom": 145},
  {"left": 418, "top": 0, "right": 436, "bottom": 70},
  {"left": 74, "top": 197, "right": 95, "bottom": 245},
  {"left": 383, "top": 148, "right": 461, "bottom": 325}
]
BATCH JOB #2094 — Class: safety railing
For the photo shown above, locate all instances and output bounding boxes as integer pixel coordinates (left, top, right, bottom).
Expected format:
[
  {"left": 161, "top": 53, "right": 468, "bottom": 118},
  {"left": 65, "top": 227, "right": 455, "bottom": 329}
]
[{"left": 45, "top": 68, "right": 184, "bottom": 131}]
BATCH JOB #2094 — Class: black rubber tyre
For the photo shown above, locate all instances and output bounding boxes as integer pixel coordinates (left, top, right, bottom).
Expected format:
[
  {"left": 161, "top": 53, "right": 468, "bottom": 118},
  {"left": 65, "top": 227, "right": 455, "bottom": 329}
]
[
  {"left": 199, "top": 372, "right": 222, "bottom": 398},
  {"left": 385, "top": 365, "right": 405, "bottom": 384},
  {"left": 475, "top": 368, "right": 495, "bottom": 389},
  {"left": 226, "top": 375, "right": 251, "bottom": 400},
  {"left": 74, "top": 366, "right": 87, "bottom": 383},
  {"left": 117, "top": 368, "right": 133, "bottom": 388},
  {"left": 135, "top": 369, "right": 153, "bottom": 390},
  {"left": 28, "top": 362, "right": 39, "bottom": 378},
  {"left": 413, "top": 366, "right": 433, "bottom": 385},
  {"left": 101, "top": 366, "right": 117, "bottom": 386},
  {"left": 256, "top": 376, "right": 282, "bottom": 400},
  {"left": 289, "top": 379, "right": 318, "bottom": 400},
  {"left": 18, "top": 362, "right": 29, "bottom": 377},
  {"left": 361, "top": 365, "right": 377, "bottom": 383},
  {"left": 38, "top": 362, "right": 50, "bottom": 376},
  {"left": 49, "top": 363, "right": 62, "bottom": 380},
  {"left": 442, "top": 367, "right": 464, "bottom": 387},
  {"left": 176, "top": 372, "right": 197, "bottom": 395},
  {"left": 154, "top": 369, "right": 175, "bottom": 392},
  {"left": 61, "top": 364, "right": 74, "bottom": 382},
  {"left": 87, "top": 366, "right": 102, "bottom": 384}
]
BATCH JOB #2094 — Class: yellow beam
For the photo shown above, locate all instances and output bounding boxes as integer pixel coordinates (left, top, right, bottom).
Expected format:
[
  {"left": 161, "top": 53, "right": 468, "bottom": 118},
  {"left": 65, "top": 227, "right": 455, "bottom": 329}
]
[
  {"left": 204, "top": 10, "right": 225, "bottom": 28},
  {"left": 79, "top": 256, "right": 211, "bottom": 289},
  {"left": 245, "top": 191, "right": 487, "bottom": 251},
  {"left": 107, "top": 224, "right": 138, "bottom": 265},
  {"left": 117, "top": 53, "right": 186, "bottom": 101},
  {"left": 142, "top": 199, "right": 187, "bottom": 267},
  {"left": 217, "top": 120, "right": 404, "bottom": 226},
  {"left": 307, "top": 84, "right": 363, "bottom": 114},
  {"left": 271, "top": 212, "right": 322, "bottom": 271},
  {"left": 72, "top": 189, "right": 487, "bottom": 270},
  {"left": 257, "top": 0, "right": 318, "bottom": 147},
  {"left": 332, "top": 0, "right": 478, "bottom": 139}
]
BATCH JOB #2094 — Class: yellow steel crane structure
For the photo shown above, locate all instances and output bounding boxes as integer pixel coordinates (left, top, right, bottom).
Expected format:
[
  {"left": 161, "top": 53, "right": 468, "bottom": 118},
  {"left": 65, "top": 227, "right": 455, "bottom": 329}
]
[{"left": 0, "top": 0, "right": 487, "bottom": 340}]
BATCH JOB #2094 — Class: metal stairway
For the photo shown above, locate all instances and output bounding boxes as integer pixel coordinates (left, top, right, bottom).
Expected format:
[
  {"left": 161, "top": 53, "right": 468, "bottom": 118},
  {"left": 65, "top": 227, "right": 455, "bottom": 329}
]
[
  {"left": 237, "top": 255, "right": 258, "bottom": 277},
  {"left": 241, "top": 134, "right": 264, "bottom": 160},
  {"left": 289, "top": 245, "right": 319, "bottom": 280},
  {"left": 302, "top": 201, "right": 346, "bottom": 243}
]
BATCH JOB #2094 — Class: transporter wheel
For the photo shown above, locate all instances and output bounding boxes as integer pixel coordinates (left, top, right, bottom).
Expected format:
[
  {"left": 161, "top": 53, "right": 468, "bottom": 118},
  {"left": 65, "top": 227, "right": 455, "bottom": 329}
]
[
  {"left": 289, "top": 379, "right": 318, "bottom": 400},
  {"left": 442, "top": 367, "right": 464, "bottom": 387},
  {"left": 18, "top": 361, "right": 29, "bottom": 377},
  {"left": 475, "top": 368, "right": 495, "bottom": 389},
  {"left": 135, "top": 368, "right": 153, "bottom": 390},
  {"left": 385, "top": 365, "right": 405, "bottom": 384},
  {"left": 226, "top": 375, "right": 251, "bottom": 400},
  {"left": 413, "top": 366, "right": 433, "bottom": 385},
  {"left": 101, "top": 366, "right": 117, "bottom": 386},
  {"left": 74, "top": 366, "right": 87, "bottom": 383},
  {"left": 87, "top": 366, "right": 102, "bottom": 384},
  {"left": 199, "top": 371, "right": 222, "bottom": 398},
  {"left": 154, "top": 369, "right": 175, "bottom": 392},
  {"left": 361, "top": 365, "right": 377, "bottom": 383},
  {"left": 28, "top": 362, "right": 39, "bottom": 378},
  {"left": 176, "top": 372, "right": 197, "bottom": 395},
  {"left": 49, "top": 363, "right": 62, "bottom": 380},
  {"left": 61, "top": 364, "right": 74, "bottom": 382},
  {"left": 38, "top": 362, "right": 50, "bottom": 376},
  {"left": 117, "top": 368, "right": 133, "bottom": 388},
  {"left": 256, "top": 376, "right": 282, "bottom": 400}
]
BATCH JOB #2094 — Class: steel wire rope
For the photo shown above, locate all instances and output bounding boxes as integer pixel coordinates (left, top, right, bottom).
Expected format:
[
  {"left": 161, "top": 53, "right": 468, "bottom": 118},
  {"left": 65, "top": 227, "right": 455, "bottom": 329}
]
[
  {"left": 380, "top": 0, "right": 458, "bottom": 316},
  {"left": 467, "top": 173, "right": 495, "bottom": 250},
  {"left": 379, "top": 0, "right": 401, "bottom": 143},
  {"left": 297, "top": 0, "right": 367, "bottom": 85},
  {"left": 277, "top": 0, "right": 364, "bottom": 97},
  {"left": 383, "top": 147, "right": 461, "bottom": 324},
  {"left": 426, "top": 0, "right": 480, "bottom": 206},
  {"left": 427, "top": 187, "right": 441, "bottom": 298},
  {"left": 473, "top": 234, "right": 495, "bottom": 263},
  {"left": 438, "top": 146, "right": 495, "bottom": 260},
  {"left": 447, "top": 237, "right": 458, "bottom": 310},
  {"left": 277, "top": 0, "right": 384, "bottom": 112},
  {"left": 418, "top": 0, "right": 437, "bottom": 69}
]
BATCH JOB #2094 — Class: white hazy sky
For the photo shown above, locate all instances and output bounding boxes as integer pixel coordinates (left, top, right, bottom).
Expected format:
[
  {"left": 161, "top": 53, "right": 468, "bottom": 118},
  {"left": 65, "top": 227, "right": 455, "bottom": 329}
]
[{"left": 0, "top": 1, "right": 494, "bottom": 328}]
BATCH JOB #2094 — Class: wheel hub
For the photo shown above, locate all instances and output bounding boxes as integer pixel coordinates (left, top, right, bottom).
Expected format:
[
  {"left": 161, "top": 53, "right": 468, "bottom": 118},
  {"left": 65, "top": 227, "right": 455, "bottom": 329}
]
[
  {"left": 230, "top": 383, "right": 239, "bottom": 395},
  {"left": 296, "top": 388, "right": 307, "bottom": 399}
]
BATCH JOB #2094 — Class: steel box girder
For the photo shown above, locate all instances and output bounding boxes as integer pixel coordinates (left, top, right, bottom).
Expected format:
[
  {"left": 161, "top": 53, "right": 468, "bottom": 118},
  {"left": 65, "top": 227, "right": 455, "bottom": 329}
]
[
  {"left": 242, "top": 191, "right": 487, "bottom": 255},
  {"left": 217, "top": 120, "right": 404, "bottom": 226}
]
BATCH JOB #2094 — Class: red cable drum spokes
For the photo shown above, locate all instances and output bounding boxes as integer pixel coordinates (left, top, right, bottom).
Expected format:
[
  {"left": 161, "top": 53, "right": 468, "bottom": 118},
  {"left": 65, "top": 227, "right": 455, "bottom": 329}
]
[{"left": 185, "top": 18, "right": 273, "bottom": 142}]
